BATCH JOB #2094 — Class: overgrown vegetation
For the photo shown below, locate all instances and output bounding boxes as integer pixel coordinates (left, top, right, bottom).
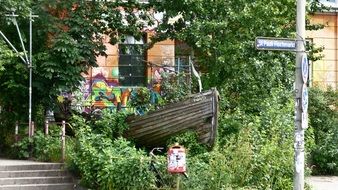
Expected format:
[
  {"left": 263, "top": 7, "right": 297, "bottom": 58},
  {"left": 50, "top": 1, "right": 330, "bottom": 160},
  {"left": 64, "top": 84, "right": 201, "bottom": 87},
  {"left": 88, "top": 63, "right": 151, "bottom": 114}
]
[
  {"left": 68, "top": 113, "right": 155, "bottom": 189},
  {"left": 1, "top": 0, "right": 337, "bottom": 190},
  {"left": 11, "top": 125, "right": 74, "bottom": 162},
  {"left": 64, "top": 86, "right": 295, "bottom": 190},
  {"left": 309, "top": 87, "right": 338, "bottom": 175}
]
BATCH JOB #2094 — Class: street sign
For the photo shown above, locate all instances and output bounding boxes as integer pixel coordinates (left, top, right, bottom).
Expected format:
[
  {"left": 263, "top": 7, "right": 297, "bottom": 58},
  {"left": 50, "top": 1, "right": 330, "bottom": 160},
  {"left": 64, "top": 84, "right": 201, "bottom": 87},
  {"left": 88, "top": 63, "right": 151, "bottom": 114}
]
[
  {"left": 301, "top": 54, "right": 308, "bottom": 84},
  {"left": 255, "top": 37, "right": 296, "bottom": 51},
  {"left": 302, "top": 112, "right": 308, "bottom": 129},
  {"left": 302, "top": 84, "right": 308, "bottom": 112}
]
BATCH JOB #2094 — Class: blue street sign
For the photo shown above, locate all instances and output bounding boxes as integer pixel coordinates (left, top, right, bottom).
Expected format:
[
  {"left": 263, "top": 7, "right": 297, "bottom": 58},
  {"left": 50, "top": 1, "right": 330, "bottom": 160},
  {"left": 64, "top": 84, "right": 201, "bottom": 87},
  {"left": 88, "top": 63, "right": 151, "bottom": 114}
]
[
  {"left": 301, "top": 54, "right": 308, "bottom": 84},
  {"left": 255, "top": 37, "right": 296, "bottom": 51}
]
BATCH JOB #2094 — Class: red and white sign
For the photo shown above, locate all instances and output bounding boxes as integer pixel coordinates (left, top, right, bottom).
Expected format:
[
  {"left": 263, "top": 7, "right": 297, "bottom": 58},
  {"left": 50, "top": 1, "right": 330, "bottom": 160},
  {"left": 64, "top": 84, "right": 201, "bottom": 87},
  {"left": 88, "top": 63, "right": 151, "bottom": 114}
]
[{"left": 167, "top": 144, "right": 186, "bottom": 173}]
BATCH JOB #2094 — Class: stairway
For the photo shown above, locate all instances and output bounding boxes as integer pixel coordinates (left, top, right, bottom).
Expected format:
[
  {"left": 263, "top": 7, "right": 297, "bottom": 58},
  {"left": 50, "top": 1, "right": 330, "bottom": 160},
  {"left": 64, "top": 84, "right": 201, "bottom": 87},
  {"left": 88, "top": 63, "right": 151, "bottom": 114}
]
[{"left": 0, "top": 159, "right": 74, "bottom": 190}]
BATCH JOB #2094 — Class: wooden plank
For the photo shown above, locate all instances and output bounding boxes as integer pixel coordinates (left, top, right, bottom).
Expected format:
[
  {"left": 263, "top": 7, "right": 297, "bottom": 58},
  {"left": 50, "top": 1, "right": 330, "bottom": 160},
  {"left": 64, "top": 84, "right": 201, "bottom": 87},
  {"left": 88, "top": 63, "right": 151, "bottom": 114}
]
[
  {"left": 130, "top": 116, "right": 211, "bottom": 146},
  {"left": 127, "top": 102, "right": 212, "bottom": 129},
  {"left": 126, "top": 96, "right": 213, "bottom": 124},
  {"left": 125, "top": 111, "right": 212, "bottom": 138},
  {"left": 129, "top": 113, "right": 211, "bottom": 141},
  {"left": 126, "top": 103, "right": 212, "bottom": 132}
]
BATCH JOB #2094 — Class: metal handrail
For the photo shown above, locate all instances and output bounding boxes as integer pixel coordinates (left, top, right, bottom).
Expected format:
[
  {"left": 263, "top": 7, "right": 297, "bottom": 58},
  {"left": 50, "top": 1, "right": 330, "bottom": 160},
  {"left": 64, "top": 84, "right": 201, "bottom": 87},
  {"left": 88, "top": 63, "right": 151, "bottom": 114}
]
[
  {"left": 44, "top": 120, "right": 67, "bottom": 162},
  {"left": 14, "top": 120, "right": 67, "bottom": 162}
]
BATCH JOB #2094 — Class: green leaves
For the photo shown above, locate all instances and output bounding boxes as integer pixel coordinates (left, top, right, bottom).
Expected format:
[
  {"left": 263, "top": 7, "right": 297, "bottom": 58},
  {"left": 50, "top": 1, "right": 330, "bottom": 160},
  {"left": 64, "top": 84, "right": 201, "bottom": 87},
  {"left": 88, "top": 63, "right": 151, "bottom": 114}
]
[
  {"left": 70, "top": 123, "right": 155, "bottom": 190},
  {"left": 309, "top": 87, "right": 338, "bottom": 175},
  {"left": 12, "top": 127, "right": 66, "bottom": 162}
]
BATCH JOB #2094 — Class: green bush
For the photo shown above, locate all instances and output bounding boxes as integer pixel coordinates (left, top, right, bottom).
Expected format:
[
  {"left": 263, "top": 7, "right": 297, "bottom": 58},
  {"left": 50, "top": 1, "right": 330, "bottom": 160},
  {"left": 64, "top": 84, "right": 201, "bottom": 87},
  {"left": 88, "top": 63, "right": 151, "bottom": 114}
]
[
  {"left": 166, "top": 131, "right": 208, "bottom": 156},
  {"left": 90, "top": 110, "right": 129, "bottom": 139},
  {"left": 309, "top": 87, "right": 338, "bottom": 175},
  {"left": 69, "top": 113, "right": 156, "bottom": 189},
  {"left": 11, "top": 123, "right": 75, "bottom": 162},
  {"left": 70, "top": 127, "right": 155, "bottom": 189},
  {"left": 214, "top": 88, "right": 295, "bottom": 189}
]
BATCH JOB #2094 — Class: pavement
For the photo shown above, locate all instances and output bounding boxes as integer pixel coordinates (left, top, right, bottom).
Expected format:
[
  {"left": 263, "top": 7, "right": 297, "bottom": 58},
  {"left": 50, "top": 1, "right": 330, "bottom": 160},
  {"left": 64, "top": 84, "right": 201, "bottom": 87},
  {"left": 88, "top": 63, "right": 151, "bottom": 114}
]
[{"left": 306, "top": 176, "right": 338, "bottom": 190}]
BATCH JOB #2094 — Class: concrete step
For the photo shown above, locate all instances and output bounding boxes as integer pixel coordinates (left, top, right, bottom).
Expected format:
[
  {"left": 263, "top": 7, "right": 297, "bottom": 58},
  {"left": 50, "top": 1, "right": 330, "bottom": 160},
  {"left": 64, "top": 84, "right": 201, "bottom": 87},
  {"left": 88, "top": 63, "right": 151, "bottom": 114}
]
[
  {"left": 0, "top": 169, "right": 70, "bottom": 178},
  {"left": 0, "top": 159, "right": 75, "bottom": 189},
  {"left": 0, "top": 163, "right": 64, "bottom": 171},
  {"left": 0, "top": 183, "right": 74, "bottom": 190},
  {"left": 0, "top": 176, "right": 73, "bottom": 185}
]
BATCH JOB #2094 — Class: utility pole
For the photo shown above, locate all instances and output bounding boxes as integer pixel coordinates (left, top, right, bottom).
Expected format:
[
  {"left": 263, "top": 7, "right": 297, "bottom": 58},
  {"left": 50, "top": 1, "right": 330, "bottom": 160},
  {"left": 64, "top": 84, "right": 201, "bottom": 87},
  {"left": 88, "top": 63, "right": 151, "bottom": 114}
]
[
  {"left": 28, "top": 11, "right": 37, "bottom": 137},
  {"left": 294, "top": 0, "right": 307, "bottom": 189},
  {"left": 255, "top": 2, "right": 308, "bottom": 189}
]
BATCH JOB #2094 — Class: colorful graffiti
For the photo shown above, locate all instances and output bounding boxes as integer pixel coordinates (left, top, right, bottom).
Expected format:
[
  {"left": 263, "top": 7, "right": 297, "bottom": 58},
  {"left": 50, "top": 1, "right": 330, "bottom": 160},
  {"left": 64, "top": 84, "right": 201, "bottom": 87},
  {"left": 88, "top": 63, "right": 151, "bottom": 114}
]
[
  {"left": 80, "top": 57, "right": 190, "bottom": 114},
  {"left": 85, "top": 79, "right": 133, "bottom": 112}
]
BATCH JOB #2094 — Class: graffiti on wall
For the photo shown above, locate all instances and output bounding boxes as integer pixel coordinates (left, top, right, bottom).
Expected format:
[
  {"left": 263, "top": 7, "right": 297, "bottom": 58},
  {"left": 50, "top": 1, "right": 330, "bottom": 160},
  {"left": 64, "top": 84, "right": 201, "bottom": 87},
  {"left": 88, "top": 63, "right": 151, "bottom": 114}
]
[
  {"left": 81, "top": 59, "right": 190, "bottom": 113},
  {"left": 84, "top": 73, "right": 133, "bottom": 112}
]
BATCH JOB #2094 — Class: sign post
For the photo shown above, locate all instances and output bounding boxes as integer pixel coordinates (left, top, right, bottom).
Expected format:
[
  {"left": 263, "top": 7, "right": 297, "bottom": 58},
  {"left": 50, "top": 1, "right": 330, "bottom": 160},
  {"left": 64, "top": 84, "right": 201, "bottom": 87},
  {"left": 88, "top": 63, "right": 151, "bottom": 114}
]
[
  {"left": 294, "top": 0, "right": 307, "bottom": 189},
  {"left": 255, "top": 1, "right": 308, "bottom": 189}
]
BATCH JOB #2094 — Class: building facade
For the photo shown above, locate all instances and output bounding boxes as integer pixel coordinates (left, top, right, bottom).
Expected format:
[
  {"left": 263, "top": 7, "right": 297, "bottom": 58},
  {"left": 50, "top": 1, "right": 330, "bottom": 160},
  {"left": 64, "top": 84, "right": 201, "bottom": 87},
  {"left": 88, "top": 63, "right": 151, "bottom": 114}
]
[
  {"left": 81, "top": 34, "right": 191, "bottom": 111},
  {"left": 307, "top": 1, "right": 338, "bottom": 89}
]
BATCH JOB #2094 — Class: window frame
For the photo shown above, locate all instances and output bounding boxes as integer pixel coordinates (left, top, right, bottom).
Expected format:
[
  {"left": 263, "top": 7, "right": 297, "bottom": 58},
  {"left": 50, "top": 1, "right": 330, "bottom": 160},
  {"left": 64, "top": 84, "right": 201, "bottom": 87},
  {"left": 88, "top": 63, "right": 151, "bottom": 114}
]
[{"left": 118, "top": 36, "right": 147, "bottom": 87}]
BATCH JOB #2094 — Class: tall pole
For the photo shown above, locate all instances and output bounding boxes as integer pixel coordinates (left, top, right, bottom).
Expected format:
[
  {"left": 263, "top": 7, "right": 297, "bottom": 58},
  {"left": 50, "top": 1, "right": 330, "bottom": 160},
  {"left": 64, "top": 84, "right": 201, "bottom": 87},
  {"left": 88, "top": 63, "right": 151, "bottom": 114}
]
[
  {"left": 2, "top": 11, "right": 37, "bottom": 134},
  {"left": 28, "top": 11, "right": 33, "bottom": 137},
  {"left": 294, "top": 0, "right": 306, "bottom": 190}
]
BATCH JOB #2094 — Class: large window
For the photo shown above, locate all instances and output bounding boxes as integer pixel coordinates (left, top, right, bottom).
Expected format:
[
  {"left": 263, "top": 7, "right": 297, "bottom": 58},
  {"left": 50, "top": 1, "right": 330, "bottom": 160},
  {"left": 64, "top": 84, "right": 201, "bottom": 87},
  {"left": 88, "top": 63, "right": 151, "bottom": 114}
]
[{"left": 118, "top": 36, "right": 146, "bottom": 86}]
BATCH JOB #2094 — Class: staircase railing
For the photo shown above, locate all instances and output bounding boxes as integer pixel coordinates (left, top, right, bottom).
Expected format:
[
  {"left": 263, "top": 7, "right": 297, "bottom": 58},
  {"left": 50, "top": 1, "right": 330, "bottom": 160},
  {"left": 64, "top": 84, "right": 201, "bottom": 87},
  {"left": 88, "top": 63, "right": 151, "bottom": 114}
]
[{"left": 14, "top": 120, "right": 67, "bottom": 162}]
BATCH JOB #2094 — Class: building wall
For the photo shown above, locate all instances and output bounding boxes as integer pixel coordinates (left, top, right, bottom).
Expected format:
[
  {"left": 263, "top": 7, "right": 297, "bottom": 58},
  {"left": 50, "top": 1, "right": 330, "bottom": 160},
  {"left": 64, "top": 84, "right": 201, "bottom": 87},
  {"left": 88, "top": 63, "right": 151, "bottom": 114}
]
[
  {"left": 307, "top": 13, "right": 338, "bottom": 89},
  {"left": 81, "top": 34, "right": 176, "bottom": 111}
]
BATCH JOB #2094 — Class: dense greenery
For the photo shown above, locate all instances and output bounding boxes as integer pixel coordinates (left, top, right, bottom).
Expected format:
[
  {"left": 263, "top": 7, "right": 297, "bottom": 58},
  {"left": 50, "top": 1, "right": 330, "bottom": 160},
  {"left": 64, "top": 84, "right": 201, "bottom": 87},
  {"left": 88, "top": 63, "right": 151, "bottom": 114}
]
[
  {"left": 0, "top": 0, "right": 156, "bottom": 131},
  {"left": 11, "top": 125, "right": 74, "bottom": 162},
  {"left": 66, "top": 87, "right": 295, "bottom": 190},
  {"left": 1, "top": 0, "right": 337, "bottom": 190},
  {"left": 309, "top": 87, "right": 338, "bottom": 175},
  {"left": 68, "top": 113, "right": 155, "bottom": 190}
]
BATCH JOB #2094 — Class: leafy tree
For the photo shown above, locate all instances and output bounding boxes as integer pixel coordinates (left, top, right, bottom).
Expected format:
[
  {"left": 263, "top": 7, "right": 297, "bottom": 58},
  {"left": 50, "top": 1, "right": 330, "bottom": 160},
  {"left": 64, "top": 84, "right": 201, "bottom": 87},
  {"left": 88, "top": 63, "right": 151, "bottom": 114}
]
[
  {"left": 149, "top": 0, "right": 323, "bottom": 112},
  {"left": 0, "top": 0, "right": 154, "bottom": 152},
  {"left": 0, "top": 0, "right": 154, "bottom": 122}
]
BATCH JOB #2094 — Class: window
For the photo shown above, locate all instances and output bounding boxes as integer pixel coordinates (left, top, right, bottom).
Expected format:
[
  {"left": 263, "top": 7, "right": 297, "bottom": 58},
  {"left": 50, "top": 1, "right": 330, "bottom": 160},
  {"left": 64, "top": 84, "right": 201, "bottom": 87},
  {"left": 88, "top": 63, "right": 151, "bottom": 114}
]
[
  {"left": 320, "top": 0, "right": 338, "bottom": 8},
  {"left": 118, "top": 36, "right": 146, "bottom": 86}
]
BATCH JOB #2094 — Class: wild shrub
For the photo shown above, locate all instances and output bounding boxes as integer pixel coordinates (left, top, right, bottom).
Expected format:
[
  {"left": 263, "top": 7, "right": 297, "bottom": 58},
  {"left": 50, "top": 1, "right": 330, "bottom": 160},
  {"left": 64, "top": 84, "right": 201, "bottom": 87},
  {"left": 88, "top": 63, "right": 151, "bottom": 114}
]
[
  {"left": 11, "top": 125, "right": 73, "bottom": 162},
  {"left": 69, "top": 113, "right": 156, "bottom": 190},
  {"left": 309, "top": 87, "right": 338, "bottom": 175}
]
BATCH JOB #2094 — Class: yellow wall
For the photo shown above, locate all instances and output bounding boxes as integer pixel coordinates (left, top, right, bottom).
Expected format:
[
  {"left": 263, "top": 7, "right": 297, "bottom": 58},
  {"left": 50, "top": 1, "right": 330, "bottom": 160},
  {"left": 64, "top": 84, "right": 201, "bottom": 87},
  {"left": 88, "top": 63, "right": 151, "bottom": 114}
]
[{"left": 307, "top": 13, "right": 338, "bottom": 89}]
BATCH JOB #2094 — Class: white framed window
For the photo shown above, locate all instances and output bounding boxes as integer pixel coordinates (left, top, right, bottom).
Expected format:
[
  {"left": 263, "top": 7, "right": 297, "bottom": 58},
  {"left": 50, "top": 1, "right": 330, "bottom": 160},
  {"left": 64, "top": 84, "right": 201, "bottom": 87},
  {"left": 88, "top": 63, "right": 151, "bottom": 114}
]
[{"left": 118, "top": 35, "right": 146, "bottom": 86}]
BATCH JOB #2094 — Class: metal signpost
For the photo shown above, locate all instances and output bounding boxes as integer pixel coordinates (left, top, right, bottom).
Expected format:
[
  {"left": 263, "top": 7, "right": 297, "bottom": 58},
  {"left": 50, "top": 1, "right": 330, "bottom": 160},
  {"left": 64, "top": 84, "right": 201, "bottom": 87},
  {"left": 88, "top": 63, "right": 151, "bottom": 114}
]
[
  {"left": 255, "top": 1, "right": 307, "bottom": 189},
  {"left": 294, "top": 0, "right": 307, "bottom": 189}
]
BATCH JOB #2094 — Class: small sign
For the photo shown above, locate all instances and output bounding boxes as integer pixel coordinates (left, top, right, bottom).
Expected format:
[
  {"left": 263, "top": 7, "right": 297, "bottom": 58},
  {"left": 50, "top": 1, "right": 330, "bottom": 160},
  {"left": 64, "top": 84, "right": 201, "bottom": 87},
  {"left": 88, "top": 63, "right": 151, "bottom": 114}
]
[
  {"left": 302, "top": 84, "right": 308, "bottom": 112},
  {"left": 301, "top": 54, "right": 308, "bottom": 84},
  {"left": 167, "top": 144, "right": 186, "bottom": 173},
  {"left": 302, "top": 112, "right": 308, "bottom": 129},
  {"left": 255, "top": 37, "right": 296, "bottom": 51}
]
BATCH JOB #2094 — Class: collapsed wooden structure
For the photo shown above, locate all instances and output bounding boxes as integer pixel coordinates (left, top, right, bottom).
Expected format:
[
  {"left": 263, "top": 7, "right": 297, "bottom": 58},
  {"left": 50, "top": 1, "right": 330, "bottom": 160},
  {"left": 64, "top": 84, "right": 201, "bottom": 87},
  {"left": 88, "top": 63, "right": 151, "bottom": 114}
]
[{"left": 124, "top": 88, "right": 219, "bottom": 148}]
